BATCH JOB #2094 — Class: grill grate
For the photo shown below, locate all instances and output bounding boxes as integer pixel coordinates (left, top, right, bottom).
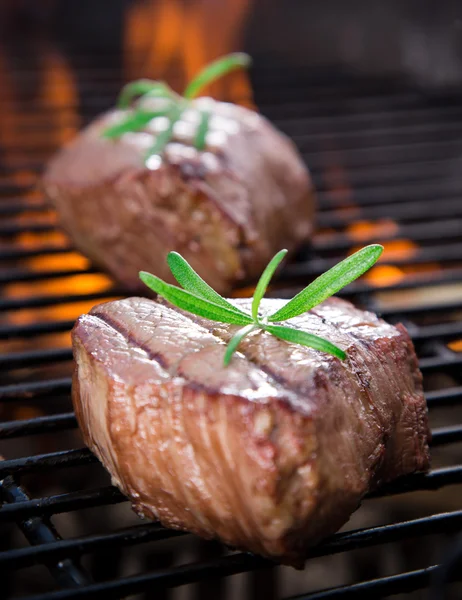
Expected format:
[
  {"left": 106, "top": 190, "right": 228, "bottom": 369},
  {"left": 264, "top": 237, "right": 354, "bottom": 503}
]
[{"left": 1, "top": 59, "right": 462, "bottom": 600}]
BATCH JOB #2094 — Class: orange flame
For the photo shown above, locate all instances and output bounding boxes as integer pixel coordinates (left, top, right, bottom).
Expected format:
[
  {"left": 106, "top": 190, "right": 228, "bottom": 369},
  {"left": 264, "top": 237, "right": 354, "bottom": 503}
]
[{"left": 124, "top": 0, "right": 253, "bottom": 104}]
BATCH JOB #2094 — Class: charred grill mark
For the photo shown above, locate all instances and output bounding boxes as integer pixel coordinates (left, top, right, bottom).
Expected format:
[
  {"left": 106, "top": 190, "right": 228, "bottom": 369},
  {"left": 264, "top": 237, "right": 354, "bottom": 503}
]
[
  {"left": 165, "top": 304, "right": 305, "bottom": 402},
  {"left": 90, "top": 301, "right": 295, "bottom": 405},
  {"left": 90, "top": 311, "right": 171, "bottom": 371},
  {"left": 177, "top": 160, "right": 208, "bottom": 181}
]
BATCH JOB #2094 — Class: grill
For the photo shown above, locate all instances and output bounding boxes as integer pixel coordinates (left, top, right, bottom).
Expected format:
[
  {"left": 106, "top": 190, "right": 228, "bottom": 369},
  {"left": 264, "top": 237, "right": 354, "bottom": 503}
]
[{"left": 1, "top": 49, "right": 462, "bottom": 599}]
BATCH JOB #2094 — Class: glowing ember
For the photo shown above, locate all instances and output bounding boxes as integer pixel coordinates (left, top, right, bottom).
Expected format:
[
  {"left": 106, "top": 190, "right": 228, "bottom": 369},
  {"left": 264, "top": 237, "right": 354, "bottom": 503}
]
[
  {"left": 448, "top": 340, "right": 462, "bottom": 352},
  {"left": 380, "top": 239, "right": 418, "bottom": 260},
  {"left": 348, "top": 219, "right": 398, "bottom": 241},
  {"left": 365, "top": 265, "right": 405, "bottom": 286}
]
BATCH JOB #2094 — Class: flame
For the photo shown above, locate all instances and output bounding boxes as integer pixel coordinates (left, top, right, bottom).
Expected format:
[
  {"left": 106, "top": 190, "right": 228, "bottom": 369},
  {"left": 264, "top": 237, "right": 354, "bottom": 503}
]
[
  {"left": 0, "top": 45, "right": 18, "bottom": 149},
  {"left": 38, "top": 48, "right": 80, "bottom": 146},
  {"left": 124, "top": 0, "right": 253, "bottom": 105}
]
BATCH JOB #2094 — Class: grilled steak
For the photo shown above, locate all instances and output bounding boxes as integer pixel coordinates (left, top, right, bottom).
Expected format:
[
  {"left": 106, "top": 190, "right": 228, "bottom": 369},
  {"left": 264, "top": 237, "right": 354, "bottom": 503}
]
[
  {"left": 72, "top": 296, "right": 430, "bottom": 566},
  {"left": 43, "top": 99, "right": 314, "bottom": 294}
]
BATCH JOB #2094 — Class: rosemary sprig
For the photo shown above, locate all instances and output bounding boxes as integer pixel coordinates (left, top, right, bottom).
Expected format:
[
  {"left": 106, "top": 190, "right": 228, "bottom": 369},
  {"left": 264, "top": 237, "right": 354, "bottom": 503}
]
[
  {"left": 102, "top": 53, "right": 251, "bottom": 164},
  {"left": 140, "top": 244, "right": 384, "bottom": 366}
]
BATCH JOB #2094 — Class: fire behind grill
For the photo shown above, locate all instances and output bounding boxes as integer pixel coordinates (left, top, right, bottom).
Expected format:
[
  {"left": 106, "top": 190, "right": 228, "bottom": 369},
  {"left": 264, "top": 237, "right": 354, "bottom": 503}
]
[{"left": 1, "top": 59, "right": 462, "bottom": 600}]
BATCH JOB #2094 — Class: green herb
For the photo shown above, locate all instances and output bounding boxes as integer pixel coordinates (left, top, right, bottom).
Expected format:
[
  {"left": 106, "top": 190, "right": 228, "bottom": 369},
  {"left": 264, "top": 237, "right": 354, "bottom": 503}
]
[
  {"left": 140, "top": 244, "right": 384, "bottom": 366},
  {"left": 116, "top": 81, "right": 175, "bottom": 110},
  {"left": 145, "top": 105, "right": 183, "bottom": 159},
  {"left": 183, "top": 53, "right": 251, "bottom": 100},
  {"left": 103, "top": 108, "right": 173, "bottom": 140},
  {"left": 194, "top": 110, "right": 211, "bottom": 151},
  {"left": 102, "top": 53, "right": 251, "bottom": 163}
]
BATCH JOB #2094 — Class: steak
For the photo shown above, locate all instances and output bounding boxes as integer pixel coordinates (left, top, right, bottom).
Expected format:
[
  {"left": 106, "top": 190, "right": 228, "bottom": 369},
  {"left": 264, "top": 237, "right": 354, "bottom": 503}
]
[
  {"left": 43, "top": 99, "right": 315, "bottom": 294},
  {"left": 72, "top": 296, "right": 430, "bottom": 566}
]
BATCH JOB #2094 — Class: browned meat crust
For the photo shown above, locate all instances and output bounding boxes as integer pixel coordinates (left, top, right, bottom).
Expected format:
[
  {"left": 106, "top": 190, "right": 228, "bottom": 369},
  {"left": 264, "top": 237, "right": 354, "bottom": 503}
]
[
  {"left": 43, "top": 100, "right": 315, "bottom": 294},
  {"left": 72, "top": 296, "right": 430, "bottom": 566}
]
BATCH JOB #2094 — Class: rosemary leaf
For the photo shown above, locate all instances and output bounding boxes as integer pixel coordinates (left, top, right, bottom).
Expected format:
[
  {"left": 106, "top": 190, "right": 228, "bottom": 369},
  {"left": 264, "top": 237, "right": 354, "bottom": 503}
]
[
  {"left": 251, "top": 249, "right": 287, "bottom": 321},
  {"left": 117, "top": 80, "right": 173, "bottom": 109},
  {"left": 183, "top": 53, "right": 251, "bottom": 100},
  {"left": 224, "top": 324, "right": 257, "bottom": 366},
  {"left": 139, "top": 271, "right": 253, "bottom": 325},
  {"left": 194, "top": 110, "right": 210, "bottom": 150},
  {"left": 167, "top": 251, "right": 250, "bottom": 317},
  {"left": 103, "top": 109, "right": 171, "bottom": 140},
  {"left": 264, "top": 325, "right": 346, "bottom": 360},
  {"left": 143, "top": 84, "right": 177, "bottom": 101},
  {"left": 268, "top": 244, "right": 383, "bottom": 323}
]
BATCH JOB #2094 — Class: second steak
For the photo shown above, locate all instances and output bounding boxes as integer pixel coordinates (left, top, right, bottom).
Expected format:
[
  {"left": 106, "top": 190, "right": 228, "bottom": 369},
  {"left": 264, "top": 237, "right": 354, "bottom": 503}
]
[{"left": 43, "top": 99, "right": 314, "bottom": 295}]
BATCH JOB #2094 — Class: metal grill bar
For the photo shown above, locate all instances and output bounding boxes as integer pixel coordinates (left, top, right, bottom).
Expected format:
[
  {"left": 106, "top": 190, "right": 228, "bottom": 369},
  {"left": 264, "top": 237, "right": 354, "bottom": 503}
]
[
  {"left": 0, "top": 486, "right": 125, "bottom": 523},
  {"left": 0, "top": 201, "right": 49, "bottom": 216},
  {"left": 0, "top": 267, "right": 97, "bottom": 285},
  {"left": 317, "top": 198, "right": 462, "bottom": 228},
  {"left": 0, "top": 290, "right": 122, "bottom": 312},
  {"left": 0, "top": 348, "right": 73, "bottom": 370},
  {"left": 305, "top": 138, "right": 462, "bottom": 170},
  {"left": 1, "top": 508, "right": 461, "bottom": 576},
  {"left": 7, "top": 552, "right": 270, "bottom": 600},
  {"left": 0, "top": 222, "right": 56, "bottom": 237},
  {"left": 428, "top": 426, "right": 462, "bottom": 447},
  {"left": 12, "top": 560, "right": 460, "bottom": 600},
  {"left": 314, "top": 219, "right": 462, "bottom": 252},
  {"left": 317, "top": 182, "right": 462, "bottom": 208},
  {"left": 419, "top": 356, "right": 462, "bottom": 374},
  {"left": 0, "top": 523, "right": 184, "bottom": 571},
  {"left": 0, "top": 246, "right": 73, "bottom": 262},
  {"left": 425, "top": 388, "right": 462, "bottom": 409},
  {"left": 313, "top": 161, "right": 456, "bottom": 191},
  {"left": 0, "top": 449, "right": 98, "bottom": 477},
  {"left": 368, "top": 466, "right": 462, "bottom": 497},
  {"left": 0, "top": 378, "right": 72, "bottom": 400},
  {"left": 0, "top": 320, "right": 76, "bottom": 340},
  {"left": 0, "top": 477, "right": 91, "bottom": 589},
  {"left": 280, "top": 105, "right": 462, "bottom": 133},
  {"left": 0, "top": 413, "right": 77, "bottom": 439},
  {"left": 379, "top": 301, "right": 462, "bottom": 318},
  {"left": 287, "top": 565, "right": 446, "bottom": 600}
]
